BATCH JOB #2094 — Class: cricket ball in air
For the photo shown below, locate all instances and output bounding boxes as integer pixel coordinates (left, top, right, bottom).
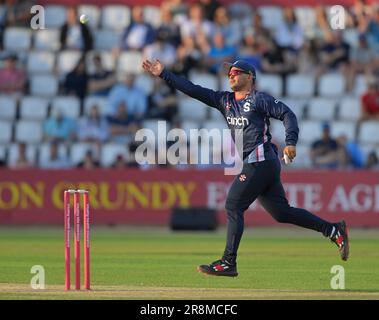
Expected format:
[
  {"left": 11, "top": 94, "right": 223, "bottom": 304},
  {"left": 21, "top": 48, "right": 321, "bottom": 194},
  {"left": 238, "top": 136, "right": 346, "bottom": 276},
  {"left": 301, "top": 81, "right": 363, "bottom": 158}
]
[{"left": 80, "top": 14, "right": 89, "bottom": 24}]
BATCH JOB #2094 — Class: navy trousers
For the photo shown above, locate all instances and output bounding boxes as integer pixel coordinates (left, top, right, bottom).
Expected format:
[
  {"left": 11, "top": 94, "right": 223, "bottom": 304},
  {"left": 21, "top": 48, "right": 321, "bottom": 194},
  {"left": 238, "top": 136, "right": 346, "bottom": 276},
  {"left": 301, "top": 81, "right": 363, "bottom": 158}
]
[{"left": 222, "top": 158, "right": 333, "bottom": 264}]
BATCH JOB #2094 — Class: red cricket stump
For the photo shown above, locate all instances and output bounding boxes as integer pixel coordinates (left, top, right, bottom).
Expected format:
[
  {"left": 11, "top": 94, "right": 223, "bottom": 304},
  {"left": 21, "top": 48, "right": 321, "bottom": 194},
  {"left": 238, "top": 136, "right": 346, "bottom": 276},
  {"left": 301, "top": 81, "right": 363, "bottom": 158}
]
[
  {"left": 64, "top": 191, "right": 70, "bottom": 291},
  {"left": 83, "top": 191, "right": 90, "bottom": 290},
  {"left": 74, "top": 191, "right": 80, "bottom": 290}
]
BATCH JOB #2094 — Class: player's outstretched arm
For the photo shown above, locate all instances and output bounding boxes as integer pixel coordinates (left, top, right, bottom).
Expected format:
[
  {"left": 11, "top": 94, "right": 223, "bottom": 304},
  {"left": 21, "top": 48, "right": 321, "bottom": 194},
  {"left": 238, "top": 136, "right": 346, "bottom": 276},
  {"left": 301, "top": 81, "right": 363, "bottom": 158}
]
[
  {"left": 142, "top": 59, "right": 224, "bottom": 109},
  {"left": 142, "top": 59, "right": 164, "bottom": 77}
]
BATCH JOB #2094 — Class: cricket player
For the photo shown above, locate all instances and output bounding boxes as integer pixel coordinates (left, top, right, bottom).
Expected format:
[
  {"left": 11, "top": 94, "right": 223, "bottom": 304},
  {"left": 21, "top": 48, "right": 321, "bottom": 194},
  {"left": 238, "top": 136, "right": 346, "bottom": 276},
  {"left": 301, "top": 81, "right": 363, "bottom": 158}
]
[{"left": 142, "top": 59, "right": 349, "bottom": 277}]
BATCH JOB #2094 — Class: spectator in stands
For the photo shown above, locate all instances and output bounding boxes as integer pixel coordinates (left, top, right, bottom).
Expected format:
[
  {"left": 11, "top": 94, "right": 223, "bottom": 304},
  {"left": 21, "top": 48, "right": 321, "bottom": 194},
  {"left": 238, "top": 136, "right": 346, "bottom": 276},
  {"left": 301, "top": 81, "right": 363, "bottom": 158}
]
[
  {"left": 147, "top": 77, "right": 178, "bottom": 121},
  {"left": 359, "top": 77, "right": 379, "bottom": 122},
  {"left": 77, "top": 150, "right": 100, "bottom": 169},
  {"left": 87, "top": 54, "right": 116, "bottom": 96},
  {"left": 108, "top": 73, "right": 147, "bottom": 120},
  {"left": 77, "top": 105, "right": 109, "bottom": 144},
  {"left": 10, "top": 142, "right": 33, "bottom": 169},
  {"left": 365, "top": 150, "right": 379, "bottom": 170},
  {"left": 63, "top": 56, "right": 88, "bottom": 101},
  {"left": 171, "top": 35, "right": 201, "bottom": 76},
  {"left": 126, "top": 142, "right": 140, "bottom": 167},
  {"left": 162, "top": 0, "right": 188, "bottom": 25},
  {"left": 203, "top": 31, "right": 236, "bottom": 74},
  {"left": 60, "top": 6, "right": 93, "bottom": 52},
  {"left": 250, "top": 12, "right": 271, "bottom": 39},
  {"left": 261, "top": 37, "right": 297, "bottom": 89},
  {"left": 213, "top": 6, "right": 241, "bottom": 47},
  {"left": 274, "top": 7, "right": 304, "bottom": 52},
  {"left": 0, "top": 53, "right": 26, "bottom": 96},
  {"left": 107, "top": 101, "right": 139, "bottom": 144},
  {"left": 310, "top": 122, "right": 342, "bottom": 169},
  {"left": 297, "top": 39, "right": 319, "bottom": 74},
  {"left": 336, "top": 135, "right": 364, "bottom": 169},
  {"left": 237, "top": 29, "right": 264, "bottom": 72},
  {"left": 2, "top": 0, "right": 33, "bottom": 28},
  {"left": 180, "top": 3, "right": 214, "bottom": 49},
  {"left": 43, "top": 108, "right": 76, "bottom": 143},
  {"left": 119, "top": 5, "right": 155, "bottom": 51},
  {"left": 347, "top": 34, "right": 375, "bottom": 91},
  {"left": 111, "top": 154, "right": 126, "bottom": 169},
  {"left": 40, "top": 142, "right": 70, "bottom": 169},
  {"left": 199, "top": 0, "right": 220, "bottom": 22},
  {"left": 157, "top": 4, "right": 181, "bottom": 48},
  {"left": 362, "top": 5, "right": 379, "bottom": 50},
  {"left": 319, "top": 31, "right": 350, "bottom": 73},
  {"left": 143, "top": 29, "right": 177, "bottom": 69}
]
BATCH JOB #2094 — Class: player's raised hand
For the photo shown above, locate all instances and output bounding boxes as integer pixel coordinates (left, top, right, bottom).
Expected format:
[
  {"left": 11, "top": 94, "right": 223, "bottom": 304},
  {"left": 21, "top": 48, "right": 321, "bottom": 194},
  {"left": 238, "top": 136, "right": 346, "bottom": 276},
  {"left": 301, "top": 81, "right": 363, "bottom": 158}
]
[{"left": 142, "top": 59, "right": 164, "bottom": 76}]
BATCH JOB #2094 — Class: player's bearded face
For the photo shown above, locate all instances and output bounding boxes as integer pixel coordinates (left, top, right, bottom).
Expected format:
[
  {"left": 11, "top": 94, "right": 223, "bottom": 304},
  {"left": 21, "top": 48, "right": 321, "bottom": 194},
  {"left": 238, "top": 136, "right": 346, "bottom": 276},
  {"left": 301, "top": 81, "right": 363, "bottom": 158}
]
[{"left": 228, "top": 68, "right": 250, "bottom": 91}]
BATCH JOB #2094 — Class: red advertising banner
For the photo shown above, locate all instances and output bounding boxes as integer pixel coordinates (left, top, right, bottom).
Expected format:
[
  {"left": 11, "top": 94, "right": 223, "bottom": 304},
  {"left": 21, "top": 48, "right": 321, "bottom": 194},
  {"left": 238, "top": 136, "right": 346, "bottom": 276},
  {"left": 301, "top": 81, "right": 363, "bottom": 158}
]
[{"left": 0, "top": 169, "right": 378, "bottom": 227}]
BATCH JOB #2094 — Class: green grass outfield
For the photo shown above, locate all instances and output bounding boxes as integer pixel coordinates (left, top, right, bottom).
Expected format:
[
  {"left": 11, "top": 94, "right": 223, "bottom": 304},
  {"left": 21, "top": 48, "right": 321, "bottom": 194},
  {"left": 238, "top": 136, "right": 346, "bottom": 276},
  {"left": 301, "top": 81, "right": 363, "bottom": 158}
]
[{"left": 0, "top": 226, "right": 378, "bottom": 300}]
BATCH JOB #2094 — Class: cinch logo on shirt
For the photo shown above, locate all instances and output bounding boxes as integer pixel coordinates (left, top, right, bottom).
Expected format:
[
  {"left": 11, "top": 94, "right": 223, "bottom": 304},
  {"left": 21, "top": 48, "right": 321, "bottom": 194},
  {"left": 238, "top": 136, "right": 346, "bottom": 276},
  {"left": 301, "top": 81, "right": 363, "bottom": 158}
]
[{"left": 226, "top": 116, "right": 249, "bottom": 126}]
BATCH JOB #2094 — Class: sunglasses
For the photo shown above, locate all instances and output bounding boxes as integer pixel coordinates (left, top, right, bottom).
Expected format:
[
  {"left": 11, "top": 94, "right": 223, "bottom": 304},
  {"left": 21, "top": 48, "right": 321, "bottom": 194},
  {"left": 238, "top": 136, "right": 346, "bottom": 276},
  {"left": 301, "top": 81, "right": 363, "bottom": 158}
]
[{"left": 228, "top": 69, "right": 250, "bottom": 78}]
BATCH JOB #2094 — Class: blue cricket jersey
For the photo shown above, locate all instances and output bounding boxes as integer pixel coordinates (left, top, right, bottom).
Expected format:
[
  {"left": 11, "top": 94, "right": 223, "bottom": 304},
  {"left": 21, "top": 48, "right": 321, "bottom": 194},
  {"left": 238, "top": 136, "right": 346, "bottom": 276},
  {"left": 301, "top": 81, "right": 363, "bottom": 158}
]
[{"left": 159, "top": 69, "right": 299, "bottom": 163}]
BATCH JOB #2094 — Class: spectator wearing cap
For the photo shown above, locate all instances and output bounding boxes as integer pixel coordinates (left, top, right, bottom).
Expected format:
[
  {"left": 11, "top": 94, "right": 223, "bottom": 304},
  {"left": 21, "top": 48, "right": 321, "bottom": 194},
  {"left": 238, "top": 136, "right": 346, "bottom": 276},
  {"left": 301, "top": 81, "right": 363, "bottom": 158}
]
[
  {"left": 60, "top": 6, "right": 93, "bottom": 52},
  {"left": 310, "top": 123, "right": 341, "bottom": 169},
  {"left": 108, "top": 73, "right": 147, "bottom": 121},
  {"left": 0, "top": 53, "right": 26, "bottom": 96},
  {"left": 143, "top": 29, "right": 177, "bottom": 69},
  {"left": 87, "top": 54, "right": 116, "bottom": 96},
  {"left": 119, "top": 5, "right": 155, "bottom": 52}
]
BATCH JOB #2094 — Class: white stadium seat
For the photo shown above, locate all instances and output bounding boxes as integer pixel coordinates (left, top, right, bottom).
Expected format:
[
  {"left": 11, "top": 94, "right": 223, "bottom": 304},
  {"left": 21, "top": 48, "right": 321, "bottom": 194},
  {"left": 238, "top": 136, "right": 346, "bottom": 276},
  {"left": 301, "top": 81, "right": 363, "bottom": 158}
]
[
  {"left": 338, "top": 96, "right": 361, "bottom": 121},
  {"left": 0, "top": 96, "right": 17, "bottom": 120},
  {"left": 298, "top": 120, "right": 323, "bottom": 144},
  {"left": 20, "top": 96, "right": 49, "bottom": 120},
  {"left": 318, "top": 73, "right": 346, "bottom": 97},
  {"left": 189, "top": 72, "right": 218, "bottom": 91},
  {"left": 15, "top": 120, "right": 43, "bottom": 144},
  {"left": 4, "top": 28, "right": 31, "bottom": 51},
  {"left": 33, "top": 29, "right": 60, "bottom": 51},
  {"left": 307, "top": 97, "right": 337, "bottom": 121},
  {"left": 257, "top": 74, "right": 282, "bottom": 97},
  {"left": 57, "top": 50, "right": 82, "bottom": 75},
  {"left": 0, "top": 121, "right": 12, "bottom": 143},
  {"left": 354, "top": 74, "right": 368, "bottom": 96},
  {"left": 343, "top": 28, "right": 359, "bottom": 48},
  {"left": 358, "top": 121, "right": 379, "bottom": 144},
  {"left": 257, "top": 6, "right": 284, "bottom": 30},
  {"left": 118, "top": 51, "right": 143, "bottom": 74},
  {"left": 30, "top": 74, "right": 59, "bottom": 97},
  {"left": 279, "top": 98, "right": 307, "bottom": 119},
  {"left": 330, "top": 121, "right": 356, "bottom": 141},
  {"left": 84, "top": 96, "right": 109, "bottom": 116},
  {"left": 38, "top": 143, "right": 68, "bottom": 166},
  {"left": 100, "top": 143, "right": 129, "bottom": 167},
  {"left": 290, "top": 143, "right": 312, "bottom": 168},
  {"left": 287, "top": 74, "right": 315, "bottom": 98},
  {"left": 27, "top": 51, "right": 55, "bottom": 74},
  {"left": 101, "top": 5, "right": 131, "bottom": 31},
  {"left": 7, "top": 143, "right": 37, "bottom": 167},
  {"left": 45, "top": 5, "right": 67, "bottom": 28},
  {"left": 143, "top": 6, "right": 161, "bottom": 27},
  {"left": 94, "top": 30, "right": 121, "bottom": 50},
  {"left": 70, "top": 142, "right": 99, "bottom": 165},
  {"left": 178, "top": 97, "right": 208, "bottom": 122},
  {"left": 78, "top": 5, "right": 101, "bottom": 28},
  {"left": 51, "top": 96, "right": 81, "bottom": 118},
  {"left": 269, "top": 119, "right": 285, "bottom": 144}
]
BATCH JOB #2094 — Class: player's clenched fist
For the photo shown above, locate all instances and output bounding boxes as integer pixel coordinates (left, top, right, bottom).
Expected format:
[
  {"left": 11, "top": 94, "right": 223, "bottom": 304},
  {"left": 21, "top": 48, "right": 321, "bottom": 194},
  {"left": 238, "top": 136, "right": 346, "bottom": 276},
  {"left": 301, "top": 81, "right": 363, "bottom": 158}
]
[
  {"left": 283, "top": 145, "right": 296, "bottom": 161},
  {"left": 142, "top": 59, "right": 164, "bottom": 76}
]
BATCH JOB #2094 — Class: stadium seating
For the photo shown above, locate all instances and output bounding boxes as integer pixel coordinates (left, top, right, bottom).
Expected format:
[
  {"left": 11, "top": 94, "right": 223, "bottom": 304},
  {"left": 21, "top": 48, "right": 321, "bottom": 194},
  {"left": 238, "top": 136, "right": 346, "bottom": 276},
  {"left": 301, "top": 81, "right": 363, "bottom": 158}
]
[
  {"left": 307, "top": 97, "right": 338, "bottom": 120},
  {"left": 7, "top": 143, "right": 37, "bottom": 167},
  {"left": 117, "top": 51, "right": 144, "bottom": 74},
  {"left": 318, "top": 73, "right": 346, "bottom": 97},
  {"left": 27, "top": 51, "right": 56, "bottom": 74},
  {"left": 359, "top": 121, "right": 379, "bottom": 144},
  {"left": 338, "top": 97, "right": 362, "bottom": 121},
  {"left": 100, "top": 143, "right": 129, "bottom": 167},
  {"left": 30, "top": 74, "right": 59, "bottom": 97},
  {"left": 15, "top": 120, "right": 43, "bottom": 144},
  {"left": 83, "top": 96, "right": 109, "bottom": 116},
  {"left": 20, "top": 96, "right": 50, "bottom": 120},
  {"left": 287, "top": 74, "right": 315, "bottom": 98},
  {"left": 33, "top": 29, "right": 60, "bottom": 51},
  {"left": 51, "top": 96, "right": 81, "bottom": 118},
  {"left": 78, "top": 5, "right": 101, "bottom": 28},
  {"left": 101, "top": 5, "right": 131, "bottom": 31},
  {"left": 94, "top": 30, "right": 121, "bottom": 50},
  {"left": 178, "top": 98, "right": 208, "bottom": 122},
  {"left": 0, "top": 96, "right": 17, "bottom": 120},
  {"left": 4, "top": 28, "right": 31, "bottom": 51},
  {"left": 45, "top": 5, "right": 67, "bottom": 28},
  {"left": 0, "top": 121, "right": 13, "bottom": 144},
  {"left": 38, "top": 143, "right": 68, "bottom": 166},
  {"left": 69, "top": 142, "right": 99, "bottom": 165}
]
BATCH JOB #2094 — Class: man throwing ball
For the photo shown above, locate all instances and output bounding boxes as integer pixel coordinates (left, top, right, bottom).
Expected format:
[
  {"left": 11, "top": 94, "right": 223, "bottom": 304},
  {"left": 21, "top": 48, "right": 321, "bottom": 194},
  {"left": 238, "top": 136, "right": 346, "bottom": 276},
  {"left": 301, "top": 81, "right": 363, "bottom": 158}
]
[{"left": 142, "top": 59, "right": 349, "bottom": 277}]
